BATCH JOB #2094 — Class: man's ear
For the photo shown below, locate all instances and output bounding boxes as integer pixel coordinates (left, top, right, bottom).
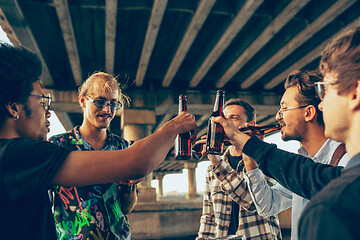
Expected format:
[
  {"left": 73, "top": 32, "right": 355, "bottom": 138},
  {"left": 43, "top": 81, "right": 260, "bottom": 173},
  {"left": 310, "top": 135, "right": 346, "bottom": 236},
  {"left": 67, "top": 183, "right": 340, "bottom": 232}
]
[
  {"left": 349, "top": 80, "right": 360, "bottom": 111},
  {"left": 304, "top": 105, "right": 317, "bottom": 122},
  {"left": 5, "top": 102, "right": 20, "bottom": 119},
  {"left": 79, "top": 95, "right": 86, "bottom": 109}
]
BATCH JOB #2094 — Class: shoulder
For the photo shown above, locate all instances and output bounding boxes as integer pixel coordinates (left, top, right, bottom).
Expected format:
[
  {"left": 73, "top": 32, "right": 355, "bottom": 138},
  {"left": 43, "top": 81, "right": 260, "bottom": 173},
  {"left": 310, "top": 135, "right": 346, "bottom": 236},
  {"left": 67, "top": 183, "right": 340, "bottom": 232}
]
[
  {"left": 1, "top": 138, "right": 58, "bottom": 152},
  {"left": 303, "top": 166, "right": 360, "bottom": 215},
  {"left": 0, "top": 138, "right": 71, "bottom": 170},
  {"left": 299, "top": 170, "right": 360, "bottom": 239}
]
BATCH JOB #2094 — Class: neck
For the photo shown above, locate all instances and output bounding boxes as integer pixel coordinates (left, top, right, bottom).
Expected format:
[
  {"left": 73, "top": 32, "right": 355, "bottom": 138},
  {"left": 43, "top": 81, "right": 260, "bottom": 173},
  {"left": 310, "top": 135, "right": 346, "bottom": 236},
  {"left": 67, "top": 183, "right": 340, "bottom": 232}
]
[
  {"left": 344, "top": 115, "right": 359, "bottom": 158},
  {"left": 79, "top": 123, "right": 108, "bottom": 150},
  {"left": 0, "top": 119, "right": 21, "bottom": 139},
  {"left": 300, "top": 124, "right": 327, "bottom": 157},
  {"left": 228, "top": 145, "right": 243, "bottom": 156}
]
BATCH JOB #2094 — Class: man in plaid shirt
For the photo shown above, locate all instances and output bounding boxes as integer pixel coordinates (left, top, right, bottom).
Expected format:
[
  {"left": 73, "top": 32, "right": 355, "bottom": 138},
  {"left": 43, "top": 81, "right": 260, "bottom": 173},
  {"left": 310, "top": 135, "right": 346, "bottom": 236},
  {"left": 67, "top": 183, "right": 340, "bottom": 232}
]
[{"left": 197, "top": 99, "right": 282, "bottom": 240}]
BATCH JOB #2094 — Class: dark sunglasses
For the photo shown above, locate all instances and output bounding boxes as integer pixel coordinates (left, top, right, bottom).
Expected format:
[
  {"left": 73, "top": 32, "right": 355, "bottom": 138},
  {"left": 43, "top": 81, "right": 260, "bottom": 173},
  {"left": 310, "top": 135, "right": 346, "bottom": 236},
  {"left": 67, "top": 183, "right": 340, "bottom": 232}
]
[{"left": 87, "top": 96, "right": 122, "bottom": 110}]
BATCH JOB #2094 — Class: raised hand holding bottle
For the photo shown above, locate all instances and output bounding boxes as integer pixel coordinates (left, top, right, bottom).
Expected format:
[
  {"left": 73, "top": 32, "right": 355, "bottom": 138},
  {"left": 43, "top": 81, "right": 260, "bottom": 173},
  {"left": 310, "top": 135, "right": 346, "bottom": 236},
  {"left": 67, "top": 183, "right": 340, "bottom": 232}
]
[
  {"left": 205, "top": 90, "right": 225, "bottom": 155},
  {"left": 175, "top": 95, "right": 192, "bottom": 160}
]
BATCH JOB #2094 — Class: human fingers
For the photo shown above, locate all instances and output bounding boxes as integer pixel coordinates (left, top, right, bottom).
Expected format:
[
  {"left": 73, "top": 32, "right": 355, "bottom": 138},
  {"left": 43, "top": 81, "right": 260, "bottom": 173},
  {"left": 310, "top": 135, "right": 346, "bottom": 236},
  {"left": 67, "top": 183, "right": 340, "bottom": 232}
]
[
  {"left": 212, "top": 116, "right": 238, "bottom": 139},
  {"left": 130, "top": 178, "right": 144, "bottom": 184},
  {"left": 212, "top": 116, "right": 250, "bottom": 148},
  {"left": 173, "top": 112, "right": 199, "bottom": 135}
]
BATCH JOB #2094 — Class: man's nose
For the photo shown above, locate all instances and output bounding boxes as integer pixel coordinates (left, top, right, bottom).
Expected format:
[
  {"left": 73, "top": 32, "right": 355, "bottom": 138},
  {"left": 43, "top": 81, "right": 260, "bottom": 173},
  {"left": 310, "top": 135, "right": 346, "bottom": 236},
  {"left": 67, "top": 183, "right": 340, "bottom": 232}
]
[
  {"left": 103, "top": 103, "right": 112, "bottom": 112},
  {"left": 275, "top": 111, "right": 282, "bottom": 121},
  {"left": 318, "top": 101, "right": 323, "bottom": 111}
]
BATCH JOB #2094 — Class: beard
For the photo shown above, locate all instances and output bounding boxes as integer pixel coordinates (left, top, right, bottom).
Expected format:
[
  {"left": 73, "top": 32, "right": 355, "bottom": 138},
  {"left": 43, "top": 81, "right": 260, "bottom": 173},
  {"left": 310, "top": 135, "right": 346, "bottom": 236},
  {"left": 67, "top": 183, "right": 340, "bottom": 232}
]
[{"left": 281, "top": 127, "right": 304, "bottom": 142}]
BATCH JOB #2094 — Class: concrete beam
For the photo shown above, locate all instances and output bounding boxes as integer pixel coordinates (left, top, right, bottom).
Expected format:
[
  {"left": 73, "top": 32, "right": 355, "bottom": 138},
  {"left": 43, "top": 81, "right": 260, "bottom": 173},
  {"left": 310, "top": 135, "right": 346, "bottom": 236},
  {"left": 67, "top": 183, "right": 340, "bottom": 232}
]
[
  {"left": 162, "top": 0, "right": 216, "bottom": 87},
  {"left": 189, "top": 0, "right": 264, "bottom": 87},
  {"left": 156, "top": 104, "right": 279, "bottom": 116},
  {"left": 105, "top": 0, "right": 118, "bottom": 74},
  {"left": 245, "top": 0, "right": 356, "bottom": 89},
  {"left": 54, "top": 0, "right": 82, "bottom": 86},
  {"left": 265, "top": 14, "right": 360, "bottom": 89},
  {"left": 135, "top": 0, "right": 168, "bottom": 86},
  {"left": 216, "top": 0, "right": 310, "bottom": 88}
]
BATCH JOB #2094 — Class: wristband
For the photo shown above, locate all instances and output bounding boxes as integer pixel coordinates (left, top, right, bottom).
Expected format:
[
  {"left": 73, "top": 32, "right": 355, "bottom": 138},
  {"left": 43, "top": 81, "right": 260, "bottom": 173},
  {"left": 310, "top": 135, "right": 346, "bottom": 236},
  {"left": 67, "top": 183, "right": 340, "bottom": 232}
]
[{"left": 116, "top": 181, "right": 136, "bottom": 193}]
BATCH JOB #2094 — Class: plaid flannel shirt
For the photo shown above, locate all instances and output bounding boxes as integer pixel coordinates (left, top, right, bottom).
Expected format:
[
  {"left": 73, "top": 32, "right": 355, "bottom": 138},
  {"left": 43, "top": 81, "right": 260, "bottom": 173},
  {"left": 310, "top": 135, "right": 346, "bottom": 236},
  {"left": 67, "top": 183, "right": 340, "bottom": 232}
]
[{"left": 197, "top": 149, "right": 282, "bottom": 240}]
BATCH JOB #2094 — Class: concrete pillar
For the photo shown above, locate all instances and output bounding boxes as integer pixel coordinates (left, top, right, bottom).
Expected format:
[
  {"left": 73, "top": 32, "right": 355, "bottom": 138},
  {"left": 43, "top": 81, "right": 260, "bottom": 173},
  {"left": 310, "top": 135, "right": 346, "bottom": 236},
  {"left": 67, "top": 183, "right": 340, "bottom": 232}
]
[
  {"left": 184, "top": 161, "right": 200, "bottom": 199},
  {"left": 122, "top": 124, "right": 157, "bottom": 202},
  {"left": 155, "top": 173, "right": 165, "bottom": 200}
]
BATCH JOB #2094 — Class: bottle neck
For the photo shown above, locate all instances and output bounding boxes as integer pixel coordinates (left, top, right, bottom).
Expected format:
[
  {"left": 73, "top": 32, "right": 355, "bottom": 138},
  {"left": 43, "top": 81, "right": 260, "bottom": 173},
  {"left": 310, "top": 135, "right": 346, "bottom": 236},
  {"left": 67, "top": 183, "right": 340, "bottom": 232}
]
[
  {"left": 212, "top": 93, "right": 224, "bottom": 117},
  {"left": 178, "top": 96, "right": 187, "bottom": 114},
  {"left": 239, "top": 123, "right": 282, "bottom": 135}
]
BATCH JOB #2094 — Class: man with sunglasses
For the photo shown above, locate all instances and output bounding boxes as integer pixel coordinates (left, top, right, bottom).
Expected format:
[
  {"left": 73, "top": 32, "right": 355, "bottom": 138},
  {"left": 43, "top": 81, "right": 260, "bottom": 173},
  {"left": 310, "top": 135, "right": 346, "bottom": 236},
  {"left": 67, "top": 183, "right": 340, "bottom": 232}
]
[
  {"left": 48, "top": 72, "right": 140, "bottom": 240},
  {"left": 212, "top": 27, "right": 360, "bottom": 239},
  {"left": 0, "top": 43, "right": 198, "bottom": 239},
  {"left": 243, "top": 70, "right": 349, "bottom": 240}
]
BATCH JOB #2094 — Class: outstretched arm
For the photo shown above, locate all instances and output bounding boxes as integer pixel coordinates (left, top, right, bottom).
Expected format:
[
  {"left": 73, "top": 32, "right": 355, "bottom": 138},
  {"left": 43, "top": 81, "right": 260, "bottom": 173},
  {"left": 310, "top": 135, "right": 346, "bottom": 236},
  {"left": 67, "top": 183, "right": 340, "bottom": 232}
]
[
  {"left": 53, "top": 112, "right": 199, "bottom": 186},
  {"left": 212, "top": 116, "right": 343, "bottom": 200}
]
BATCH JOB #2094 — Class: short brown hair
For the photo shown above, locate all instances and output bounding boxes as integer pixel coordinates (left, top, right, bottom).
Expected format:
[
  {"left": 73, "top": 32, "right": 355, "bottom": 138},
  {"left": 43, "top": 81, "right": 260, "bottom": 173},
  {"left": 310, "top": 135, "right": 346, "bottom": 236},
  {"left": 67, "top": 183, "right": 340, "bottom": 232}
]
[
  {"left": 320, "top": 27, "right": 360, "bottom": 95},
  {"left": 284, "top": 70, "right": 324, "bottom": 126},
  {"left": 224, "top": 98, "right": 256, "bottom": 122}
]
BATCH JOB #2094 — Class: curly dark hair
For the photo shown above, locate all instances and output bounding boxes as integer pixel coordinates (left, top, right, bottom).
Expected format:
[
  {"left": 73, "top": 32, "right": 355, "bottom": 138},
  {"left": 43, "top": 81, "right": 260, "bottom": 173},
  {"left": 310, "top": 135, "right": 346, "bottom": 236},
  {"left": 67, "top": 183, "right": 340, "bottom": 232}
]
[
  {"left": 284, "top": 70, "right": 324, "bottom": 126},
  {"left": 0, "top": 43, "right": 42, "bottom": 128},
  {"left": 224, "top": 98, "right": 256, "bottom": 122}
]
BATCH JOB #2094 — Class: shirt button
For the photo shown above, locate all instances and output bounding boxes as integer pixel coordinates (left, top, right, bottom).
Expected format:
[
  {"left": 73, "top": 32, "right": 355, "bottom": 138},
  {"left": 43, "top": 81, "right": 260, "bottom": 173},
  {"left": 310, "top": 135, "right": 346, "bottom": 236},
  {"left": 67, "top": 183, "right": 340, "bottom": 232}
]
[
  {"left": 227, "top": 207, "right": 231, "bottom": 211},
  {"left": 216, "top": 172, "right": 220, "bottom": 177}
]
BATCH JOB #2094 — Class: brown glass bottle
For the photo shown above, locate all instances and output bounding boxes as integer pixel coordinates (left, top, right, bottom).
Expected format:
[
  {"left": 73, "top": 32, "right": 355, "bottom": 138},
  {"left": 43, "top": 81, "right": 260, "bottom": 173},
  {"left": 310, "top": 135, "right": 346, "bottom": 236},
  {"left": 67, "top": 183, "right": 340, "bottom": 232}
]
[
  {"left": 205, "top": 90, "right": 225, "bottom": 155},
  {"left": 175, "top": 95, "right": 192, "bottom": 160},
  {"left": 239, "top": 123, "right": 282, "bottom": 136},
  {"left": 224, "top": 123, "right": 282, "bottom": 146}
]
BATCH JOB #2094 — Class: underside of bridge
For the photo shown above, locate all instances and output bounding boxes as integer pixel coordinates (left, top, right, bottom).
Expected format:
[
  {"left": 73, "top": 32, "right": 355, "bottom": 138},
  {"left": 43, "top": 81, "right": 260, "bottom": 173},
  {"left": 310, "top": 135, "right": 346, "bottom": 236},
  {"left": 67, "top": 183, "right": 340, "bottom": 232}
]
[{"left": 1, "top": 0, "right": 359, "bottom": 176}]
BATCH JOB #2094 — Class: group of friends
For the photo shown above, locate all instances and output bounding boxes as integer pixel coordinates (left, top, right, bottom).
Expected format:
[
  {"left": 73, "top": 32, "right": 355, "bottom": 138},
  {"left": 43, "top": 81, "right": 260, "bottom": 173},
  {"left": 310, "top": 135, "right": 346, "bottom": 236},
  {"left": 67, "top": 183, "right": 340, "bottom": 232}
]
[{"left": 0, "top": 26, "right": 359, "bottom": 240}]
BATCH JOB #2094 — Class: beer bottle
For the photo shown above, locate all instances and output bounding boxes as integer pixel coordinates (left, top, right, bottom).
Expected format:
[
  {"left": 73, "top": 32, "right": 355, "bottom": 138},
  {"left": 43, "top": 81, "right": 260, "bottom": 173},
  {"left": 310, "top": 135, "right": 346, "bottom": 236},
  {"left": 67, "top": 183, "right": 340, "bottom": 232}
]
[
  {"left": 205, "top": 90, "right": 225, "bottom": 155},
  {"left": 175, "top": 95, "right": 192, "bottom": 160},
  {"left": 239, "top": 123, "right": 282, "bottom": 136}
]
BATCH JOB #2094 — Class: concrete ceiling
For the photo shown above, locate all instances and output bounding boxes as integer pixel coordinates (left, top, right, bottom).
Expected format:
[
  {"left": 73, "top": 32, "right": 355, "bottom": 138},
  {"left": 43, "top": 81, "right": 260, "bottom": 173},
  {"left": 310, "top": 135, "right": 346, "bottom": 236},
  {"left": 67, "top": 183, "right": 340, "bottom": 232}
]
[{"left": 1, "top": 0, "right": 359, "bottom": 174}]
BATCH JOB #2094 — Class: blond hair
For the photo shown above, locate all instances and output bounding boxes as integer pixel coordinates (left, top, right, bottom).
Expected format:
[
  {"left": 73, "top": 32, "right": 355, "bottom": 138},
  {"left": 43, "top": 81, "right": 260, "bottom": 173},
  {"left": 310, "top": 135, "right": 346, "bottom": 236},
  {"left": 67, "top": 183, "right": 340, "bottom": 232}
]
[{"left": 78, "top": 72, "right": 130, "bottom": 108}]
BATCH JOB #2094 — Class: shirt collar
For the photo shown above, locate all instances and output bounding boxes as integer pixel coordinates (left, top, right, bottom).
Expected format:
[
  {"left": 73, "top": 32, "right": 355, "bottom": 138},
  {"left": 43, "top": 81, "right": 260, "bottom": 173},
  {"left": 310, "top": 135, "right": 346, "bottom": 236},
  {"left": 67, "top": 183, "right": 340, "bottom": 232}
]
[
  {"left": 223, "top": 147, "right": 244, "bottom": 171},
  {"left": 298, "top": 139, "right": 342, "bottom": 164},
  {"left": 72, "top": 125, "right": 114, "bottom": 150}
]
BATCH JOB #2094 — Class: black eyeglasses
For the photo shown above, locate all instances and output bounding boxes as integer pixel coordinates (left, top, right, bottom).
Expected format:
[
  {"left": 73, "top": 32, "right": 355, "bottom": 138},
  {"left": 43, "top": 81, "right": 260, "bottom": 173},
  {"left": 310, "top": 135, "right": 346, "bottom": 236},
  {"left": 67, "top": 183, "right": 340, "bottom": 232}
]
[
  {"left": 87, "top": 96, "right": 122, "bottom": 110},
  {"left": 30, "top": 93, "right": 52, "bottom": 111},
  {"left": 315, "top": 82, "right": 334, "bottom": 100},
  {"left": 277, "top": 105, "right": 309, "bottom": 119}
]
